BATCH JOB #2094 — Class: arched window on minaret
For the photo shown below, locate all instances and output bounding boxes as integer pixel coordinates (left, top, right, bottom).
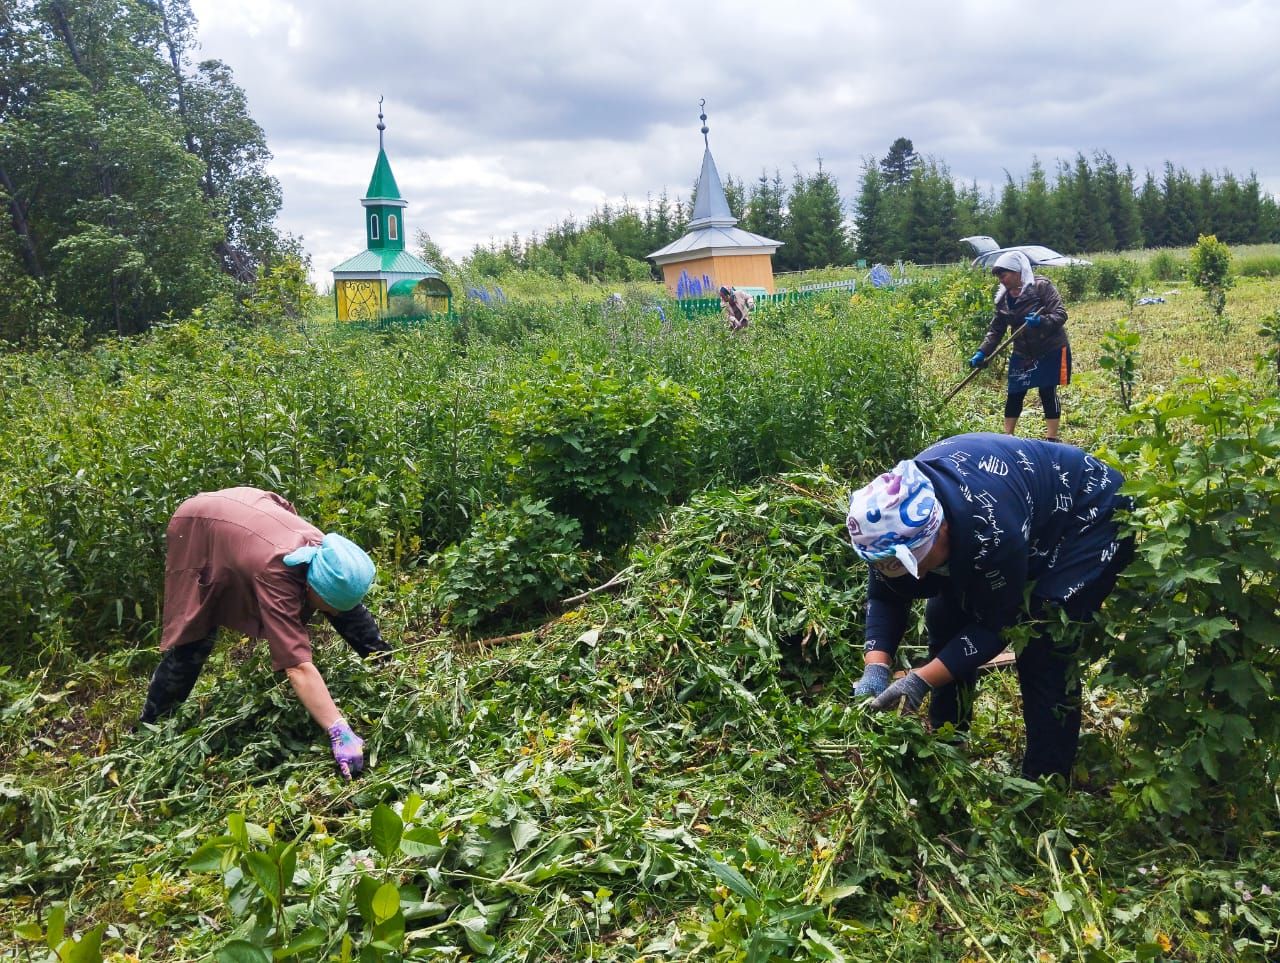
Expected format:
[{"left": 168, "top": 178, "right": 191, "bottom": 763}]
[
  {"left": 389, "top": 215, "right": 398, "bottom": 240},
  {"left": 370, "top": 215, "right": 379, "bottom": 240}
]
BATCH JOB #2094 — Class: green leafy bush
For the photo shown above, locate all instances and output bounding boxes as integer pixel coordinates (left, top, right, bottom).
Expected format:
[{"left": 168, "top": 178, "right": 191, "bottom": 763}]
[
  {"left": 930, "top": 269, "right": 993, "bottom": 356},
  {"left": 1058, "top": 263, "right": 1093, "bottom": 301},
  {"left": 495, "top": 356, "right": 696, "bottom": 549},
  {"left": 430, "top": 498, "right": 588, "bottom": 628},
  {"left": 1093, "top": 258, "right": 1142, "bottom": 299},
  {"left": 1189, "top": 234, "right": 1234, "bottom": 325},
  {"left": 1147, "top": 249, "right": 1186, "bottom": 282},
  {"left": 1096, "top": 318, "right": 1140, "bottom": 411},
  {"left": 1095, "top": 373, "right": 1280, "bottom": 832}
]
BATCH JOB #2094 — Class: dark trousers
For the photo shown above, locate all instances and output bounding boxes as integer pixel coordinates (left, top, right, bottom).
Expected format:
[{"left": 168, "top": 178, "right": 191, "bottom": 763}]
[
  {"left": 139, "top": 605, "right": 388, "bottom": 724},
  {"left": 1004, "top": 384, "right": 1060, "bottom": 420},
  {"left": 925, "top": 538, "right": 1134, "bottom": 780}
]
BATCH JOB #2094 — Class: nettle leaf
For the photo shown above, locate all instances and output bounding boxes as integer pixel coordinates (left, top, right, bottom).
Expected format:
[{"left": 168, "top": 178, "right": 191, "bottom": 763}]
[
  {"left": 185, "top": 838, "right": 231, "bottom": 872},
  {"left": 46, "top": 903, "right": 66, "bottom": 948},
  {"left": 1192, "top": 616, "right": 1237, "bottom": 642},
  {"left": 355, "top": 873, "right": 380, "bottom": 924},
  {"left": 370, "top": 803, "right": 404, "bottom": 859},
  {"left": 706, "top": 856, "right": 759, "bottom": 901},
  {"left": 371, "top": 882, "right": 400, "bottom": 924},
  {"left": 510, "top": 818, "right": 540, "bottom": 852},
  {"left": 400, "top": 826, "right": 444, "bottom": 859},
  {"left": 216, "top": 940, "right": 270, "bottom": 963},
  {"left": 273, "top": 926, "right": 325, "bottom": 960},
  {"left": 243, "top": 851, "right": 281, "bottom": 908},
  {"left": 227, "top": 812, "right": 249, "bottom": 850}
]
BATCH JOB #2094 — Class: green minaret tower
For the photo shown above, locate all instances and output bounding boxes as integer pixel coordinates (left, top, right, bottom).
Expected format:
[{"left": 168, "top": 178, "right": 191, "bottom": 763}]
[
  {"left": 332, "top": 98, "right": 451, "bottom": 322},
  {"left": 362, "top": 105, "right": 407, "bottom": 251}
]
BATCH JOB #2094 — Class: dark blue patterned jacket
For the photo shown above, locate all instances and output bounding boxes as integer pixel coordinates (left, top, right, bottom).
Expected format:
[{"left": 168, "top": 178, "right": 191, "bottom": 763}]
[{"left": 864, "top": 433, "right": 1125, "bottom": 677}]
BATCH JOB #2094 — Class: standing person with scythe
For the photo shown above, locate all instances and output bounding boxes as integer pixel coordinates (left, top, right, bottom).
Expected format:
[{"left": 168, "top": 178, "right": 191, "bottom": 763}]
[{"left": 968, "top": 251, "right": 1071, "bottom": 442}]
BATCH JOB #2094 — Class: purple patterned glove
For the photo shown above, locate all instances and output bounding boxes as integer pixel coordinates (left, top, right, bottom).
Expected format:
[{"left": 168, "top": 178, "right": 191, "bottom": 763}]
[{"left": 328, "top": 718, "right": 364, "bottom": 779}]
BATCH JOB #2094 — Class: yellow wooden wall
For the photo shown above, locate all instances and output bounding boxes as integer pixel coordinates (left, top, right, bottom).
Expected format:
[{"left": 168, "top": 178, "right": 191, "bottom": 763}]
[
  {"left": 660, "top": 253, "right": 776, "bottom": 297},
  {"left": 335, "top": 279, "right": 387, "bottom": 321}
]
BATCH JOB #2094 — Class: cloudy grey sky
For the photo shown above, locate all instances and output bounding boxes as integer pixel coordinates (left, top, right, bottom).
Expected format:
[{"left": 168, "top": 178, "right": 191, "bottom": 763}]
[{"left": 188, "top": 0, "right": 1280, "bottom": 282}]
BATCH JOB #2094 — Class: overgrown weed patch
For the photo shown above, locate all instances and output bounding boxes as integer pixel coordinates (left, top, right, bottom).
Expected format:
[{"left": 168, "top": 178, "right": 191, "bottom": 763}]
[{"left": 4, "top": 270, "right": 1280, "bottom": 960}]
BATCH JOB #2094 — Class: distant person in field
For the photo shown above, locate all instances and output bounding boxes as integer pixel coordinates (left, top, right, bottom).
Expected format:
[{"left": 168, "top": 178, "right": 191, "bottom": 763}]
[
  {"left": 968, "top": 251, "right": 1071, "bottom": 441},
  {"left": 719, "top": 284, "right": 753, "bottom": 331},
  {"left": 844, "top": 433, "right": 1133, "bottom": 781},
  {"left": 138, "top": 488, "right": 390, "bottom": 779}
]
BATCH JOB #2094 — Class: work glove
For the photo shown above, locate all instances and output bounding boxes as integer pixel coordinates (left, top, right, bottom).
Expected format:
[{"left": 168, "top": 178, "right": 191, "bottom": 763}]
[
  {"left": 328, "top": 717, "right": 365, "bottom": 779},
  {"left": 852, "top": 663, "right": 892, "bottom": 699},
  {"left": 1023, "top": 312, "right": 1042, "bottom": 328},
  {"left": 868, "top": 671, "right": 932, "bottom": 714},
  {"left": 968, "top": 350, "right": 986, "bottom": 369}
]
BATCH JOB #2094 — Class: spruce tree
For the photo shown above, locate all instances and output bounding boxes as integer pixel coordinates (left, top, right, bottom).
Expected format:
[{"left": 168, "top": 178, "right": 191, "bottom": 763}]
[
  {"left": 853, "top": 161, "right": 893, "bottom": 263},
  {"left": 880, "top": 137, "right": 918, "bottom": 190},
  {"left": 786, "top": 160, "right": 850, "bottom": 268},
  {"left": 743, "top": 169, "right": 786, "bottom": 241},
  {"left": 1022, "top": 159, "right": 1054, "bottom": 246},
  {"left": 1138, "top": 171, "right": 1166, "bottom": 247}
]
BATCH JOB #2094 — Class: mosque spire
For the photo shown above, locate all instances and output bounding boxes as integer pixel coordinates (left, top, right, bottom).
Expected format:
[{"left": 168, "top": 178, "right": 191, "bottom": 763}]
[
  {"left": 687, "top": 98, "right": 735, "bottom": 229},
  {"left": 377, "top": 95, "right": 386, "bottom": 151}
]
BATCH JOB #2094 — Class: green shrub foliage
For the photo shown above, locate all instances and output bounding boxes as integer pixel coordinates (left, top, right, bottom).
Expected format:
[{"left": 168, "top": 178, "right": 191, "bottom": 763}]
[
  {"left": 495, "top": 357, "right": 697, "bottom": 549},
  {"left": 1097, "top": 318, "right": 1141, "bottom": 411},
  {"left": 0, "top": 284, "right": 933, "bottom": 661},
  {"left": 1093, "top": 258, "right": 1142, "bottom": 299},
  {"left": 1147, "top": 249, "right": 1186, "bottom": 282},
  {"left": 929, "top": 269, "right": 993, "bottom": 356},
  {"left": 1058, "top": 263, "right": 1093, "bottom": 301},
  {"left": 1095, "top": 373, "right": 1280, "bottom": 830},
  {"left": 430, "top": 498, "right": 588, "bottom": 629},
  {"left": 1189, "top": 234, "right": 1234, "bottom": 323}
]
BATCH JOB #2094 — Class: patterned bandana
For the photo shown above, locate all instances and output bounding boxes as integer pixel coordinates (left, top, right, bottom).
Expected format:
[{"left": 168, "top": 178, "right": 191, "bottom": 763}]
[{"left": 846, "top": 459, "right": 943, "bottom": 577}]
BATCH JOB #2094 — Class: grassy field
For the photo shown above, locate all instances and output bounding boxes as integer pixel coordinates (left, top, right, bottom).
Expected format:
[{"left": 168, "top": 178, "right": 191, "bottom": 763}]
[
  {"left": 2, "top": 260, "right": 1278, "bottom": 961},
  {"left": 932, "top": 274, "right": 1274, "bottom": 449}
]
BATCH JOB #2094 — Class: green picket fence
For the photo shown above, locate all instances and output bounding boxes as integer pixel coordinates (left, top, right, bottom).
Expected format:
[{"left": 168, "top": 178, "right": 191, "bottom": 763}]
[{"left": 675, "top": 283, "right": 856, "bottom": 320}]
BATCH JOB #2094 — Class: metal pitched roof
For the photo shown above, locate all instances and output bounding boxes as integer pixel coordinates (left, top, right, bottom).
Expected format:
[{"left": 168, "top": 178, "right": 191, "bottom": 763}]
[
  {"left": 648, "top": 226, "right": 782, "bottom": 263},
  {"left": 648, "top": 135, "right": 783, "bottom": 261},
  {"left": 331, "top": 248, "right": 443, "bottom": 276}
]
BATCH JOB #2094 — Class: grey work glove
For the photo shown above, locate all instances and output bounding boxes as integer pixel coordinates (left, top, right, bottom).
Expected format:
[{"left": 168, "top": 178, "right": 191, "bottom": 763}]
[
  {"left": 868, "top": 671, "right": 932, "bottom": 713},
  {"left": 852, "top": 662, "right": 892, "bottom": 700}
]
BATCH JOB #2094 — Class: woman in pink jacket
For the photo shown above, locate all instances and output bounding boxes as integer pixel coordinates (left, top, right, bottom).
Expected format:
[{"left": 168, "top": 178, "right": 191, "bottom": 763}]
[{"left": 138, "top": 487, "right": 388, "bottom": 778}]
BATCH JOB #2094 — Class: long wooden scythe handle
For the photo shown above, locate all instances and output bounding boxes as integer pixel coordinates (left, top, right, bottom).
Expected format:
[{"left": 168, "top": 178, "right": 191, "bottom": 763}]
[{"left": 937, "top": 321, "right": 1029, "bottom": 409}]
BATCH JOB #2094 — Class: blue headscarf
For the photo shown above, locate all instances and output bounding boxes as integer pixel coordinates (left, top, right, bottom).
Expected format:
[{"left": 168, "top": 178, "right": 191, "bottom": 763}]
[{"left": 283, "top": 533, "right": 375, "bottom": 612}]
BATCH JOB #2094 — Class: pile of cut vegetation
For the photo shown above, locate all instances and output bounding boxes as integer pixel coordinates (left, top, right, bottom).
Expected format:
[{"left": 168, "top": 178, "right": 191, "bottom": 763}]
[{"left": 6, "top": 470, "right": 1279, "bottom": 961}]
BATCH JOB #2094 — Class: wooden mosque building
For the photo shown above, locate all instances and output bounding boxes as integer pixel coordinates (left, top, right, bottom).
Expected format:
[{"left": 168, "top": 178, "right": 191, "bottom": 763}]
[
  {"left": 648, "top": 104, "right": 782, "bottom": 297},
  {"left": 332, "top": 102, "right": 451, "bottom": 321}
]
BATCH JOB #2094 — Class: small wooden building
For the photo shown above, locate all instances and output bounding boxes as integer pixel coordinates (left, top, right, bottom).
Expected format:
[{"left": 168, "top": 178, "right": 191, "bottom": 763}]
[
  {"left": 332, "top": 103, "right": 451, "bottom": 321},
  {"left": 648, "top": 106, "right": 782, "bottom": 297}
]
